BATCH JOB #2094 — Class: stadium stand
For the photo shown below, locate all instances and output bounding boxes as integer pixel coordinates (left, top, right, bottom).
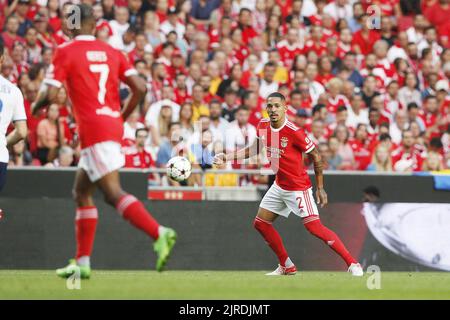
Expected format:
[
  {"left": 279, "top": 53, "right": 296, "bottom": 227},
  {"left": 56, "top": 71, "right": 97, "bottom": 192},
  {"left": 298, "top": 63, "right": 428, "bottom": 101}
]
[{"left": 1, "top": 0, "right": 449, "bottom": 187}]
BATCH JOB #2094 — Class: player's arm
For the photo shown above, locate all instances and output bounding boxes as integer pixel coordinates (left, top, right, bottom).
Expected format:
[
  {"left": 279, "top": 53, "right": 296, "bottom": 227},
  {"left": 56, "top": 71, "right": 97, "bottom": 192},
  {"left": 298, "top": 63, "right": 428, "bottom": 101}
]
[
  {"left": 213, "top": 138, "right": 260, "bottom": 165},
  {"left": 6, "top": 120, "right": 27, "bottom": 147},
  {"left": 121, "top": 75, "right": 147, "bottom": 121},
  {"left": 307, "top": 148, "right": 328, "bottom": 208}
]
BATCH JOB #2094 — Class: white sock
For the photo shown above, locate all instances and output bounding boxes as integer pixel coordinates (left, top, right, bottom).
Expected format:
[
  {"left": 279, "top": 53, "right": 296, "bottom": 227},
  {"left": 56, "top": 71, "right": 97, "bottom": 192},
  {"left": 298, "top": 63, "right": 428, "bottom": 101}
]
[
  {"left": 158, "top": 226, "right": 166, "bottom": 237},
  {"left": 77, "top": 256, "right": 90, "bottom": 267},
  {"left": 284, "top": 257, "right": 294, "bottom": 268}
]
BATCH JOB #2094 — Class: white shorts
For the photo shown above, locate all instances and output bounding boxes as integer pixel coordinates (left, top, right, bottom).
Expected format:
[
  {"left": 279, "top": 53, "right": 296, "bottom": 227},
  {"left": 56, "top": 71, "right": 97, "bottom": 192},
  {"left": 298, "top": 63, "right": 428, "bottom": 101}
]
[
  {"left": 260, "top": 182, "right": 319, "bottom": 219},
  {"left": 78, "top": 141, "right": 125, "bottom": 182}
]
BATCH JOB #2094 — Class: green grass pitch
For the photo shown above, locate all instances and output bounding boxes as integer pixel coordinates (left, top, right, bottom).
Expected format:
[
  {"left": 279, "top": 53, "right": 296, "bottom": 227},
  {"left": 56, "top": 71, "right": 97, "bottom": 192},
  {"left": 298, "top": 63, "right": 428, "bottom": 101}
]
[{"left": 0, "top": 270, "right": 449, "bottom": 299}]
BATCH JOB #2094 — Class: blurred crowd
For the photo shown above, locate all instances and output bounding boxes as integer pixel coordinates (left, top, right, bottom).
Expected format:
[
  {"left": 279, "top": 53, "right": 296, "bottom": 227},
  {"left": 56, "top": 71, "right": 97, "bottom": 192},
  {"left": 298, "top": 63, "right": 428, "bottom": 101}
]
[{"left": 1, "top": 0, "right": 450, "bottom": 186}]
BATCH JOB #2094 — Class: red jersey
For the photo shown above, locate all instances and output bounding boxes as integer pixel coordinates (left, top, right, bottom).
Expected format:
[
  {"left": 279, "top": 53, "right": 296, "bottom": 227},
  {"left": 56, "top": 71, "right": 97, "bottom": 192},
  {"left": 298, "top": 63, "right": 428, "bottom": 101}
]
[
  {"left": 46, "top": 35, "right": 137, "bottom": 148},
  {"left": 125, "top": 147, "right": 155, "bottom": 169},
  {"left": 391, "top": 146, "right": 425, "bottom": 172},
  {"left": 257, "top": 118, "right": 315, "bottom": 191},
  {"left": 276, "top": 40, "right": 303, "bottom": 68},
  {"left": 349, "top": 139, "right": 373, "bottom": 170}
]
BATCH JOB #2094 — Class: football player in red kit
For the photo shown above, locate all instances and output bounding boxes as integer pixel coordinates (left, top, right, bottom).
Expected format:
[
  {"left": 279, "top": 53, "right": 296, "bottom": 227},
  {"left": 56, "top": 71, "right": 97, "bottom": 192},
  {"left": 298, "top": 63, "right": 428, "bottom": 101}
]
[
  {"left": 32, "top": 4, "right": 176, "bottom": 278},
  {"left": 214, "top": 92, "right": 363, "bottom": 276}
]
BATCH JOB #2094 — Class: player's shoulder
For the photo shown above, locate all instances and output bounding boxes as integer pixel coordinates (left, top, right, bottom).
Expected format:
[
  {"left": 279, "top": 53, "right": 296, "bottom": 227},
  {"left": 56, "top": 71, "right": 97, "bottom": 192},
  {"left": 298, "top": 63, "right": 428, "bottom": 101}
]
[
  {"left": 0, "top": 76, "right": 22, "bottom": 96},
  {"left": 285, "top": 120, "right": 300, "bottom": 132}
]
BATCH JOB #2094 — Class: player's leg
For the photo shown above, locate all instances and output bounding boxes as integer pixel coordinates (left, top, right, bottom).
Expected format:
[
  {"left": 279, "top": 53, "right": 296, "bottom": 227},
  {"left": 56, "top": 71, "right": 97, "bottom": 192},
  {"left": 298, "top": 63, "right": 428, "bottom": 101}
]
[
  {"left": 255, "top": 184, "right": 297, "bottom": 275},
  {"left": 291, "top": 188, "right": 363, "bottom": 276},
  {"left": 56, "top": 169, "right": 97, "bottom": 279},
  {"left": 96, "top": 170, "right": 176, "bottom": 272}
]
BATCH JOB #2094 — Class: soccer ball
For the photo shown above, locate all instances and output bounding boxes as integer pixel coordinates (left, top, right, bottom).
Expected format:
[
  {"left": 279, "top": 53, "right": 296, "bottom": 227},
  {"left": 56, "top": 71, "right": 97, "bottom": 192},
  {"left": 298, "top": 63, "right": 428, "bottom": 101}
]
[{"left": 166, "top": 156, "right": 192, "bottom": 182}]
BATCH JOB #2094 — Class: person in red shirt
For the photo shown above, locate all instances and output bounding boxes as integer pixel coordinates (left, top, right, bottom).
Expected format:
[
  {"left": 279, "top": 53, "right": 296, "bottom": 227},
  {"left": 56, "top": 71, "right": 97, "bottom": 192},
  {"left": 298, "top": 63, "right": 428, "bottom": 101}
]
[
  {"left": 237, "top": 8, "right": 258, "bottom": 45},
  {"left": 421, "top": 95, "right": 443, "bottom": 140},
  {"left": 391, "top": 129, "right": 425, "bottom": 172},
  {"left": 32, "top": 4, "right": 176, "bottom": 277},
  {"left": 349, "top": 124, "right": 373, "bottom": 170},
  {"left": 213, "top": 92, "right": 363, "bottom": 276},
  {"left": 276, "top": 28, "right": 303, "bottom": 69},
  {"left": 125, "top": 128, "right": 157, "bottom": 170},
  {"left": 303, "top": 25, "right": 327, "bottom": 57},
  {"left": 1, "top": 16, "right": 26, "bottom": 52},
  {"left": 424, "top": 0, "right": 450, "bottom": 30},
  {"left": 351, "top": 14, "right": 381, "bottom": 55}
]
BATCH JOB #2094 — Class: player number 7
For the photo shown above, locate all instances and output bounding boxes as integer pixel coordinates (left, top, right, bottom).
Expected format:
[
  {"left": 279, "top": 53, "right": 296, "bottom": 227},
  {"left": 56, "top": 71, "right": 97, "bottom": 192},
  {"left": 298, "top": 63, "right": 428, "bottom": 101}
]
[{"left": 89, "top": 64, "right": 109, "bottom": 105}]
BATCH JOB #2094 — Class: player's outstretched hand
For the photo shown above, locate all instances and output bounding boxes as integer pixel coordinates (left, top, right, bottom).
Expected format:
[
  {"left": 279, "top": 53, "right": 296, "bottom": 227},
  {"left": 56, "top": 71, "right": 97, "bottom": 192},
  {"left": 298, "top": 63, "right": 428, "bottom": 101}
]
[
  {"left": 316, "top": 188, "right": 328, "bottom": 208},
  {"left": 213, "top": 153, "right": 227, "bottom": 167}
]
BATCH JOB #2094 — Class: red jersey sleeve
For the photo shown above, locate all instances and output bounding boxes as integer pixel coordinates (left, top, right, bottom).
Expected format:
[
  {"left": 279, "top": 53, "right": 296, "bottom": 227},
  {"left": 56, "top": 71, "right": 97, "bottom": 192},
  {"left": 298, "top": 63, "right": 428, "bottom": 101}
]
[
  {"left": 295, "top": 128, "right": 315, "bottom": 153},
  {"left": 45, "top": 46, "right": 69, "bottom": 88},
  {"left": 117, "top": 50, "right": 138, "bottom": 82}
]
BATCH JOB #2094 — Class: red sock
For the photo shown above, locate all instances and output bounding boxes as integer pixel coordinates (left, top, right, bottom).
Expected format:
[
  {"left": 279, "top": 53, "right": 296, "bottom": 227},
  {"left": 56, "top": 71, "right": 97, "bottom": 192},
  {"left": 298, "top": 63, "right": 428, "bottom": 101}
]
[
  {"left": 253, "top": 217, "right": 289, "bottom": 267},
  {"left": 75, "top": 206, "right": 98, "bottom": 259},
  {"left": 303, "top": 217, "right": 357, "bottom": 267},
  {"left": 116, "top": 194, "right": 160, "bottom": 240}
]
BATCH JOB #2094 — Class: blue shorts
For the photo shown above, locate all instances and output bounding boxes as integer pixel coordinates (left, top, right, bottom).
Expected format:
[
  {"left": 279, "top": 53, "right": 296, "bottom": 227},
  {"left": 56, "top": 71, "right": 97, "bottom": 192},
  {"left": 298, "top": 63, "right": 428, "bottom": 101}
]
[{"left": 0, "top": 162, "right": 7, "bottom": 192}]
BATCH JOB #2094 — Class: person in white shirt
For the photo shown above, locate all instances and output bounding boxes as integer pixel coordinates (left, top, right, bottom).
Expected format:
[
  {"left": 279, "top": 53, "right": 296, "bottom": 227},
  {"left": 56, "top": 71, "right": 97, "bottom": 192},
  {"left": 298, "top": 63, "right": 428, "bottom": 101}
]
[
  {"left": 417, "top": 26, "right": 443, "bottom": 64},
  {"left": 305, "top": 63, "right": 325, "bottom": 105},
  {"left": 160, "top": 7, "right": 186, "bottom": 39},
  {"left": 108, "top": 7, "right": 130, "bottom": 49},
  {"left": 208, "top": 99, "right": 229, "bottom": 143},
  {"left": 346, "top": 94, "right": 369, "bottom": 129},
  {"left": 324, "top": 0, "right": 353, "bottom": 22},
  {"left": 225, "top": 106, "right": 257, "bottom": 153},
  {"left": 0, "top": 43, "right": 28, "bottom": 191},
  {"left": 259, "top": 62, "right": 279, "bottom": 99}
]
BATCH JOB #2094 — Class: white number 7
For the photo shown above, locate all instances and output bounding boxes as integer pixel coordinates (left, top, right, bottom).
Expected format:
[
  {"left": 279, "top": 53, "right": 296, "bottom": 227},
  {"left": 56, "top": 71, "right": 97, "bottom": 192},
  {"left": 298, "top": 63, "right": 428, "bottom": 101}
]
[{"left": 89, "top": 64, "right": 109, "bottom": 105}]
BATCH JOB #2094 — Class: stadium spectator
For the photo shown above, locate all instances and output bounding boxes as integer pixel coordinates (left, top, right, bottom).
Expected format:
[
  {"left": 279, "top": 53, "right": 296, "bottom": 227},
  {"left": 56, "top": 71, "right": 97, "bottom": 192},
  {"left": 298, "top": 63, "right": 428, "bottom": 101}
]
[
  {"left": 45, "top": 145, "right": 74, "bottom": 168},
  {"left": 36, "top": 103, "right": 64, "bottom": 165},
  {"left": 367, "top": 145, "right": 393, "bottom": 172},
  {"left": 392, "top": 129, "right": 425, "bottom": 172}
]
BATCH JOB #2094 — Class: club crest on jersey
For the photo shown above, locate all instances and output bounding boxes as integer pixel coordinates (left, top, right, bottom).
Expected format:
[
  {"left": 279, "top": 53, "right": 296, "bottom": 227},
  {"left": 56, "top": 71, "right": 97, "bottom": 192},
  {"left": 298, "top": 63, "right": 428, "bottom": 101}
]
[{"left": 281, "top": 136, "right": 288, "bottom": 148}]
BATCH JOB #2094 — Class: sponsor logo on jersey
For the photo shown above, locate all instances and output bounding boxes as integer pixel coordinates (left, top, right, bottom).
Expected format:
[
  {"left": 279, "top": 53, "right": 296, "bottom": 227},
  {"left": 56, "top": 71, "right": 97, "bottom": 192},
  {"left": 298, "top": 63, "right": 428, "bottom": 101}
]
[{"left": 95, "top": 106, "right": 120, "bottom": 118}]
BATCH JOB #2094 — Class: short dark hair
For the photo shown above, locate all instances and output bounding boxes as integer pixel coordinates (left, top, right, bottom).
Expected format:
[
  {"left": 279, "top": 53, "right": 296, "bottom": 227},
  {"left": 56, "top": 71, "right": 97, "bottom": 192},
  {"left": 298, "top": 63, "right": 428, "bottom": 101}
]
[
  {"left": 135, "top": 127, "right": 149, "bottom": 138},
  {"left": 0, "top": 41, "right": 4, "bottom": 57},
  {"left": 424, "top": 95, "right": 438, "bottom": 102},
  {"left": 267, "top": 92, "right": 286, "bottom": 101},
  {"left": 337, "top": 105, "right": 347, "bottom": 113},
  {"left": 264, "top": 61, "right": 277, "bottom": 69},
  {"left": 77, "top": 3, "right": 95, "bottom": 23},
  {"left": 290, "top": 89, "right": 302, "bottom": 98},
  {"left": 407, "top": 102, "right": 419, "bottom": 111},
  {"left": 236, "top": 105, "right": 250, "bottom": 113},
  {"left": 379, "top": 133, "right": 391, "bottom": 141},
  {"left": 312, "top": 103, "right": 326, "bottom": 114},
  {"left": 209, "top": 99, "right": 221, "bottom": 106}
]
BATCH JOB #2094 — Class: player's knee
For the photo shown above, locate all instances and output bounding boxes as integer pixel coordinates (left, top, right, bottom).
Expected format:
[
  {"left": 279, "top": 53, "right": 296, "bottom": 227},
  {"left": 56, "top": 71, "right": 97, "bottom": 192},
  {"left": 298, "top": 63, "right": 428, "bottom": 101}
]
[
  {"left": 103, "top": 189, "right": 125, "bottom": 207},
  {"left": 73, "top": 188, "right": 89, "bottom": 205},
  {"left": 253, "top": 216, "right": 269, "bottom": 231}
]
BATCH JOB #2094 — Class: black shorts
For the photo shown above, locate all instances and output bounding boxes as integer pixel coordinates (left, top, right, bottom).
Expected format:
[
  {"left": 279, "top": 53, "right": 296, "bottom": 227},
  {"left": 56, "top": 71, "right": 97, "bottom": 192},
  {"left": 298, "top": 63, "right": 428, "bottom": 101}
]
[{"left": 0, "top": 162, "right": 7, "bottom": 192}]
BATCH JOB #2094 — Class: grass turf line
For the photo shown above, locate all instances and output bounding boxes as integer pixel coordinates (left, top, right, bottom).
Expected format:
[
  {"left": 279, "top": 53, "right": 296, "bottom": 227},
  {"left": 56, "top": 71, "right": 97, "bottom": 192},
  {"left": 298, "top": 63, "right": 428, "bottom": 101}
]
[{"left": 0, "top": 271, "right": 449, "bottom": 299}]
